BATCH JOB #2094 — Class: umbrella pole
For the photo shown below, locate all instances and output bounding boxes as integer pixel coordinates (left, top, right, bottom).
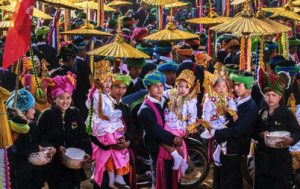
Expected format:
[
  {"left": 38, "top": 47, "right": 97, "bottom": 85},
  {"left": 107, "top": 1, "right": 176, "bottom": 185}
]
[
  {"left": 159, "top": 5, "right": 164, "bottom": 30},
  {"left": 12, "top": 59, "right": 21, "bottom": 109},
  {"left": 114, "top": 59, "right": 120, "bottom": 73},
  {"left": 199, "top": 0, "right": 203, "bottom": 32},
  {"left": 64, "top": 9, "right": 71, "bottom": 41}
]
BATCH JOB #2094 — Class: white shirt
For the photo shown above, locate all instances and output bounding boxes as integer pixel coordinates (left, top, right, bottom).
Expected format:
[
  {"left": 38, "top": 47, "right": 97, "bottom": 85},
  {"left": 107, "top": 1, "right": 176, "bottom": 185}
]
[
  {"left": 147, "top": 96, "right": 165, "bottom": 108},
  {"left": 237, "top": 95, "right": 251, "bottom": 107},
  {"left": 132, "top": 78, "right": 139, "bottom": 85}
]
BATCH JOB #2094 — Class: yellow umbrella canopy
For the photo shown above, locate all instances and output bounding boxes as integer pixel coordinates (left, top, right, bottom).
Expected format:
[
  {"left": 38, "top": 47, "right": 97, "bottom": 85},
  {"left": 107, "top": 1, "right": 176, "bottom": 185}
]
[
  {"left": 87, "top": 23, "right": 149, "bottom": 58},
  {"left": 75, "top": 1, "right": 116, "bottom": 11},
  {"left": 255, "top": 8, "right": 292, "bottom": 34},
  {"left": 143, "top": 21, "right": 199, "bottom": 41},
  {"left": 210, "top": 3, "right": 281, "bottom": 35},
  {"left": 0, "top": 3, "right": 53, "bottom": 19},
  {"left": 187, "top": 9, "right": 232, "bottom": 25},
  {"left": 262, "top": 0, "right": 300, "bottom": 21},
  {"left": 231, "top": 0, "right": 247, "bottom": 5},
  {"left": 106, "top": 0, "right": 132, "bottom": 7},
  {"left": 60, "top": 21, "right": 112, "bottom": 36},
  {"left": 165, "top": 1, "right": 187, "bottom": 8},
  {"left": 141, "top": 0, "right": 177, "bottom": 6},
  {"left": 38, "top": 0, "right": 81, "bottom": 10}
]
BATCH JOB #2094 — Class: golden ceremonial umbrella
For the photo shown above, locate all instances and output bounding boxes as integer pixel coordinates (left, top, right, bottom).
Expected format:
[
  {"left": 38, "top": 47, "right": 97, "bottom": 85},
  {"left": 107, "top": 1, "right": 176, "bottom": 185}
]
[
  {"left": 38, "top": 0, "right": 81, "bottom": 9},
  {"left": 231, "top": 0, "right": 247, "bottom": 5},
  {"left": 87, "top": 21, "right": 149, "bottom": 58},
  {"left": 262, "top": 0, "right": 300, "bottom": 21},
  {"left": 0, "top": 3, "right": 53, "bottom": 19},
  {"left": 141, "top": 0, "right": 177, "bottom": 6},
  {"left": 75, "top": 1, "right": 116, "bottom": 11},
  {"left": 60, "top": 20, "right": 112, "bottom": 36},
  {"left": 187, "top": 9, "right": 232, "bottom": 25},
  {"left": 165, "top": 1, "right": 187, "bottom": 8},
  {"left": 143, "top": 21, "right": 199, "bottom": 41},
  {"left": 210, "top": 3, "right": 279, "bottom": 35},
  {"left": 106, "top": 0, "right": 132, "bottom": 7}
]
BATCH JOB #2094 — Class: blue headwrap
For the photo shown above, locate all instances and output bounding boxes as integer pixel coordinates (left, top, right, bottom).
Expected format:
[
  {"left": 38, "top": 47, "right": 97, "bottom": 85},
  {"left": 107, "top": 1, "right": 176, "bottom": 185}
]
[
  {"left": 136, "top": 44, "right": 154, "bottom": 56},
  {"left": 6, "top": 89, "right": 35, "bottom": 111},
  {"left": 158, "top": 60, "right": 179, "bottom": 72},
  {"left": 143, "top": 71, "right": 166, "bottom": 87},
  {"left": 153, "top": 46, "right": 172, "bottom": 54}
]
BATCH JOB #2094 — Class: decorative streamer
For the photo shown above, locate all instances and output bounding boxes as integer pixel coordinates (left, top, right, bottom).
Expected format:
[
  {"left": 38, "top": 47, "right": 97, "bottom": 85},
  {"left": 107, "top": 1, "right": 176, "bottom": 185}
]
[
  {"left": 246, "top": 36, "right": 252, "bottom": 72},
  {"left": 239, "top": 36, "right": 245, "bottom": 70},
  {"left": 48, "top": 10, "right": 61, "bottom": 51}
]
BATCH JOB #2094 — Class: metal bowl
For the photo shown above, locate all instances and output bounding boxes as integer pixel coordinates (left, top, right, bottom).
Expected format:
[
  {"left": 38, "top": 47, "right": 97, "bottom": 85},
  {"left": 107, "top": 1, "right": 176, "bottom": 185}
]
[
  {"left": 62, "top": 148, "right": 86, "bottom": 169},
  {"left": 28, "top": 149, "right": 52, "bottom": 166},
  {"left": 265, "top": 131, "right": 290, "bottom": 148}
]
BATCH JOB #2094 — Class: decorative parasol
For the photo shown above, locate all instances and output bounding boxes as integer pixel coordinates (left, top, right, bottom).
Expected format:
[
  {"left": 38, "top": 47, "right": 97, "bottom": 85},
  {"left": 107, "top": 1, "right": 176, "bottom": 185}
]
[
  {"left": 75, "top": 1, "right": 116, "bottom": 11},
  {"left": 143, "top": 21, "right": 199, "bottom": 41},
  {"left": 186, "top": 9, "right": 232, "bottom": 25},
  {"left": 231, "top": 0, "right": 247, "bottom": 5},
  {"left": 165, "top": 1, "right": 187, "bottom": 8},
  {"left": 106, "top": 0, "right": 132, "bottom": 7},
  {"left": 87, "top": 19, "right": 149, "bottom": 58},
  {"left": 38, "top": 0, "right": 81, "bottom": 9},
  {"left": 262, "top": 0, "right": 300, "bottom": 21},
  {"left": 0, "top": 3, "right": 53, "bottom": 19},
  {"left": 210, "top": 4, "right": 280, "bottom": 35},
  {"left": 60, "top": 21, "right": 112, "bottom": 36}
]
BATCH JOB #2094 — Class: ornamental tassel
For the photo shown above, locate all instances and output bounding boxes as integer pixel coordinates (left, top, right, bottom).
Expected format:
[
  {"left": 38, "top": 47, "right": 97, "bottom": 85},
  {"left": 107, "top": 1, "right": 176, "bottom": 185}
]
[
  {"left": 258, "top": 37, "right": 264, "bottom": 69},
  {"left": 246, "top": 36, "right": 252, "bottom": 72},
  {"left": 29, "top": 45, "right": 44, "bottom": 98},
  {"left": 239, "top": 36, "right": 245, "bottom": 70},
  {"left": 0, "top": 87, "right": 13, "bottom": 148}
]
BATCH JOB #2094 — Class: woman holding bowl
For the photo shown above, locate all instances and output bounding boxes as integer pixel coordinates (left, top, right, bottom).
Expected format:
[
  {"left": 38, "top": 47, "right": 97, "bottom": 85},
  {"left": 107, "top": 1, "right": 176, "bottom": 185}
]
[
  {"left": 38, "top": 72, "right": 92, "bottom": 189},
  {"left": 254, "top": 68, "right": 300, "bottom": 189}
]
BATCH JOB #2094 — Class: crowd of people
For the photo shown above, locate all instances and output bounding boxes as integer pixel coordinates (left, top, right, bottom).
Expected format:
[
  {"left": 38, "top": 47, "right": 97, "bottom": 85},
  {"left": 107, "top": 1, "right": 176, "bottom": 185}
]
[{"left": 1, "top": 1, "right": 300, "bottom": 189}]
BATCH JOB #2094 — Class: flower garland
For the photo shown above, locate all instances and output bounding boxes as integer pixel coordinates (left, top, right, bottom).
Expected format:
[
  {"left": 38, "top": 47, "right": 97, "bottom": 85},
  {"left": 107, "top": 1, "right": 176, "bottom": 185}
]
[
  {"left": 90, "top": 41, "right": 95, "bottom": 76},
  {"left": 246, "top": 36, "right": 252, "bottom": 72},
  {"left": 281, "top": 32, "right": 287, "bottom": 58},
  {"left": 239, "top": 36, "right": 245, "bottom": 70},
  {"left": 258, "top": 37, "right": 264, "bottom": 69},
  {"left": 86, "top": 86, "right": 96, "bottom": 134},
  {"left": 29, "top": 45, "right": 45, "bottom": 99},
  {"left": 207, "top": 30, "right": 212, "bottom": 57}
]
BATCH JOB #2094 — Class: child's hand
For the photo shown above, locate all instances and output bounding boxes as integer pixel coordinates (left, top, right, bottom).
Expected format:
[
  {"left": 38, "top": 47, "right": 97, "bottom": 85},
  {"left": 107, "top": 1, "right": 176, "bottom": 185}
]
[{"left": 233, "top": 115, "right": 238, "bottom": 122}]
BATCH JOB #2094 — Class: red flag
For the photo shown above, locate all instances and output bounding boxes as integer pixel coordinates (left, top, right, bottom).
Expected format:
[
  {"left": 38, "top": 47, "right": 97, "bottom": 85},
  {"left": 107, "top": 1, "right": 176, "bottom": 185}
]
[{"left": 2, "top": 0, "right": 35, "bottom": 69}]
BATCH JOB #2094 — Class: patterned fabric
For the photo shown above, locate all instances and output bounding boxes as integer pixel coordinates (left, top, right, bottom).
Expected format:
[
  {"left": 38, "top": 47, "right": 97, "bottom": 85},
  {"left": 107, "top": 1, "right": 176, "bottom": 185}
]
[
  {"left": 258, "top": 67, "right": 290, "bottom": 96},
  {"left": 143, "top": 71, "right": 166, "bottom": 87},
  {"left": 6, "top": 88, "right": 35, "bottom": 111}
]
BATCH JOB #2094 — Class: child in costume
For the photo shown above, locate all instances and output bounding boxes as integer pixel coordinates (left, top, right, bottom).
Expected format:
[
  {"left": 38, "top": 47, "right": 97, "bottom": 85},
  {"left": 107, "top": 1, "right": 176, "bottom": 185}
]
[
  {"left": 86, "top": 60, "right": 130, "bottom": 189},
  {"left": 200, "top": 74, "right": 238, "bottom": 165},
  {"left": 162, "top": 69, "right": 199, "bottom": 175}
]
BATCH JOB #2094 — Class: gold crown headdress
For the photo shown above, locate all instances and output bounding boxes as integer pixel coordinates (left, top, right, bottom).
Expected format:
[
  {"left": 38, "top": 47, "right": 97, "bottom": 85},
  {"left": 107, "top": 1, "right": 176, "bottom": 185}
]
[
  {"left": 175, "top": 69, "right": 196, "bottom": 88},
  {"left": 93, "top": 60, "right": 114, "bottom": 83}
]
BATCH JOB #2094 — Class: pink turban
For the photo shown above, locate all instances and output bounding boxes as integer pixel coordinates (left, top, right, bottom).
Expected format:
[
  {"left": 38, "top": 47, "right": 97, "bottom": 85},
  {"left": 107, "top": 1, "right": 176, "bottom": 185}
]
[{"left": 46, "top": 72, "right": 77, "bottom": 103}]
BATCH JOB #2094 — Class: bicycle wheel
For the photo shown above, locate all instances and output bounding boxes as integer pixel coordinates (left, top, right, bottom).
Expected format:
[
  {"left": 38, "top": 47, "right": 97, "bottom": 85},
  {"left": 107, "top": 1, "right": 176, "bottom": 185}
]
[{"left": 181, "top": 145, "right": 210, "bottom": 187}]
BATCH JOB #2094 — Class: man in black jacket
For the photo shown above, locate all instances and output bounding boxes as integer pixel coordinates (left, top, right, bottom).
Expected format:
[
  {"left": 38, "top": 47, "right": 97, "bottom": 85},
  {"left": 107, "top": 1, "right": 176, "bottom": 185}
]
[{"left": 213, "top": 72, "right": 258, "bottom": 189}]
